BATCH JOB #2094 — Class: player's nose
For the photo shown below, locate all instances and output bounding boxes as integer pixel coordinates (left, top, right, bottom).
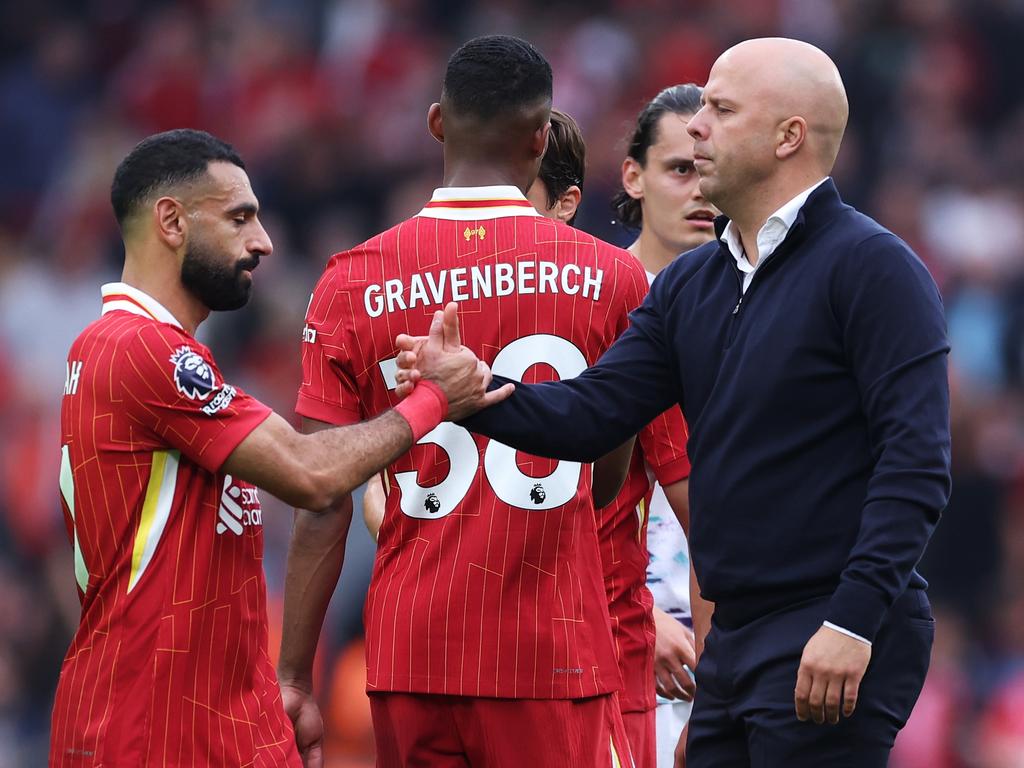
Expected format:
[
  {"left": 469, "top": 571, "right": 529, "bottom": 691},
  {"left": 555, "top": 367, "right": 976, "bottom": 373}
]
[{"left": 250, "top": 218, "right": 274, "bottom": 258}]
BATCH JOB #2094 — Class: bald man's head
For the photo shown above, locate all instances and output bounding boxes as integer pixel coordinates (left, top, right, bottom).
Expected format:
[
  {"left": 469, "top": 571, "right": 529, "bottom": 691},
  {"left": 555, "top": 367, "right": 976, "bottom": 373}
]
[
  {"left": 687, "top": 38, "right": 849, "bottom": 216},
  {"left": 720, "top": 38, "right": 847, "bottom": 170}
]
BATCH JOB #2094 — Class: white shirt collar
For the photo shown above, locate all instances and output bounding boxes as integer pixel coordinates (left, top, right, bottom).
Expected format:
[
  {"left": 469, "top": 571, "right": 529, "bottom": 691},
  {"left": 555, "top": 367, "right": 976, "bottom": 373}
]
[
  {"left": 721, "top": 178, "right": 829, "bottom": 276},
  {"left": 416, "top": 185, "right": 542, "bottom": 221},
  {"left": 100, "top": 282, "right": 183, "bottom": 329}
]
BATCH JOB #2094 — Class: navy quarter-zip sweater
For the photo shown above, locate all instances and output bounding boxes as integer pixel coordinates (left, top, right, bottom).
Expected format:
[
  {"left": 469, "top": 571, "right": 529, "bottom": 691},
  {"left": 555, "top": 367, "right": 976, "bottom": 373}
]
[{"left": 462, "top": 179, "right": 951, "bottom": 642}]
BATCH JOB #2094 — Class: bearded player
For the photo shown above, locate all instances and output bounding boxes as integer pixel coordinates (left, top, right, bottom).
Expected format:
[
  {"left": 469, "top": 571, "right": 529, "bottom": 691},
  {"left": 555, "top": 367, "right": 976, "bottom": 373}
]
[{"left": 51, "top": 129, "right": 496, "bottom": 767}]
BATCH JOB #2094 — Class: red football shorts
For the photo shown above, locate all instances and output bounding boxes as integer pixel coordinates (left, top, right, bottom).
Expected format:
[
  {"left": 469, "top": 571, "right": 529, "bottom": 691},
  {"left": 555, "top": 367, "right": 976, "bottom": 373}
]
[
  {"left": 369, "top": 691, "right": 633, "bottom": 767},
  {"left": 621, "top": 709, "right": 656, "bottom": 768}
]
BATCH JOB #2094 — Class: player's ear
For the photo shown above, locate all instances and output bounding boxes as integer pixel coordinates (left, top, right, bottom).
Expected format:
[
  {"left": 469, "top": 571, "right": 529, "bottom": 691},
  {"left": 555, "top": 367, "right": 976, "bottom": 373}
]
[
  {"left": 427, "top": 103, "right": 444, "bottom": 144},
  {"left": 621, "top": 157, "right": 644, "bottom": 201},
  {"left": 554, "top": 186, "right": 582, "bottom": 224},
  {"left": 531, "top": 120, "right": 551, "bottom": 160},
  {"left": 154, "top": 196, "right": 186, "bottom": 249}
]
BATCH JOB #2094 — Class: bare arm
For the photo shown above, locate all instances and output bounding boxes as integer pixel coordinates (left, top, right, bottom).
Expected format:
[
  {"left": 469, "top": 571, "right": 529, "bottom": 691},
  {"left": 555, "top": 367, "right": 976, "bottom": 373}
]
[
  {"left": 652, "top": 606, "right": 696, "bottom": 702},
  {"left": 276, "top": 417, "right": 356, "bottom": 768},
  {"left": 223, "top": 409, "right": 412, "bottom": 513},
  {"left": 363, "top": 474, "right": 385, "bottom": 541},
  {"left": 690, "top": 561, "right": 711, "bottom": 662},
  {"left": 661, "top": 478, "right": 713, "bottom": 661},
  {"left": 591, "top": 438, "right": 635, "bottom": 509},
  {"left": 225, "top": 305, "right": 511, "bottom": 513}
]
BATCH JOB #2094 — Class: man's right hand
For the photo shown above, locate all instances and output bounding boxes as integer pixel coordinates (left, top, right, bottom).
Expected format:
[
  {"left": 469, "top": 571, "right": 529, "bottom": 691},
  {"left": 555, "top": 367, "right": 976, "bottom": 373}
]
[
  {"left": 281, "top": 682, "right": 324, "bottom": 768},
  {"left": 653, "top": 606, "right": 697, "bottom": 701},
  {"left": 395, "top": 302, "right": 514, "bottom": 420}
]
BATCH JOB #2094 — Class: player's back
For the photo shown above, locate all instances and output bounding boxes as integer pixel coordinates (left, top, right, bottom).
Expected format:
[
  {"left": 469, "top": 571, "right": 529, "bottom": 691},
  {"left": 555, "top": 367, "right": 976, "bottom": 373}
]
[
  {"left": 52, "top": 286, "right": 298, "bottom": 767},
  {"left": 299, "top": 186, "right": 648, "bottom": 699}
]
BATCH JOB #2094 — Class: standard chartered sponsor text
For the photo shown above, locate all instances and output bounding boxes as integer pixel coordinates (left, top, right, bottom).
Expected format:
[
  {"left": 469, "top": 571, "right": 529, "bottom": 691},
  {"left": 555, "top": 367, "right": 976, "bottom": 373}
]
[{"left": 364, "top": 260, "right": 605, "bottom": 317}]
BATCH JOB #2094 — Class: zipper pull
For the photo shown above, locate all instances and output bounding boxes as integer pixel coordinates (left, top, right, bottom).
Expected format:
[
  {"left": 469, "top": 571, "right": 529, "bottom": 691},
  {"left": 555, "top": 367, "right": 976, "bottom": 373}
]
[{"left": 732, "top": 296, "right": 743, "bottom": 315}]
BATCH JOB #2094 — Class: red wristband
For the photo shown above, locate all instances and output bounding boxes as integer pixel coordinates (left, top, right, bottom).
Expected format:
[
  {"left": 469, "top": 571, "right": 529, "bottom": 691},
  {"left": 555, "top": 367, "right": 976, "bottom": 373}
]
[{"left": 394, "top": 380, "right": 448, "bottom": 442}]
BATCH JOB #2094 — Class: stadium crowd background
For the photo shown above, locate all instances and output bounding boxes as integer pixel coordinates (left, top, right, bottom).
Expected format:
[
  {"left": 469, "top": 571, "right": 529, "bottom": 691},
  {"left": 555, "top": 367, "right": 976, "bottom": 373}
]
[{"left": 1, "top": 0, "right": 1023, "bottom": 765}]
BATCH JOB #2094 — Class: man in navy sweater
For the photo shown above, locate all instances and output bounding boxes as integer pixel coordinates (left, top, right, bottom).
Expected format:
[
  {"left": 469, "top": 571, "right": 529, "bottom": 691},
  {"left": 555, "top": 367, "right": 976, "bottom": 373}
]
[{"left": 395, "top": 38, "right": 950, "bottom": 767}]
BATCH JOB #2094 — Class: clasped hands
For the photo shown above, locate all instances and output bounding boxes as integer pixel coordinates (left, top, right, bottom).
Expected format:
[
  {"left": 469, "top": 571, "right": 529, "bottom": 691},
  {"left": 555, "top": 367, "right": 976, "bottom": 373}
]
[{"left": 394, "top": 302, "right": 512, "bottom": 420}]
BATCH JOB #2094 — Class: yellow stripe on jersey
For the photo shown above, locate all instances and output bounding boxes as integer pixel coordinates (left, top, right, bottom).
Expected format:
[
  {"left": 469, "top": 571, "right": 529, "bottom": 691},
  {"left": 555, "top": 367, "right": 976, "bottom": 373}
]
[
  {"left": 610, "top": 735, "right": 622, "bottom": 768},
  {"left": 635, "top": 497, "right": 647, "bottom": 545},
  {"left": 128, "top": 449, "right": 180, "bottom": 593},
  {"left": 59, "top": 445, "right": 89, "bottom": 593}
]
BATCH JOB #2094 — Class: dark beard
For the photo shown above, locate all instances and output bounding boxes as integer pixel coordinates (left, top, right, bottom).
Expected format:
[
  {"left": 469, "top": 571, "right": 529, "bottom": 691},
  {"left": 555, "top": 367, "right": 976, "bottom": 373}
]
[{"left": 180, "top": 236, "right": 256, "bottom": 311}]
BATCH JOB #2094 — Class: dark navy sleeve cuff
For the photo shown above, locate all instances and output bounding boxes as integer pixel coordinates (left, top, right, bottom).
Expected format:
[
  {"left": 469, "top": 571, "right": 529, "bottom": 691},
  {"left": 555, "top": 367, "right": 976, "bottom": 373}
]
[{"left": 825, "top": 579, "right": 891, "bottom": 643}]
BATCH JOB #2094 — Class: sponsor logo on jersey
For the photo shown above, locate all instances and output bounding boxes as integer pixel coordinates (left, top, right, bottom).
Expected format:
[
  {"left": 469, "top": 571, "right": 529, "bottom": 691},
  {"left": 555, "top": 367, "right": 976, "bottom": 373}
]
[
  {"left": 64, "top": 360, "right": 83, "bottom": 395},
  {"left": 202, "top": 384, "right": 237, "bottom": 415},
  {"left": 216, "top": 474, "right": 262, "bottom": 535},
  {"left": 170, "top": 346, "right": 218, "bottom": 401}
]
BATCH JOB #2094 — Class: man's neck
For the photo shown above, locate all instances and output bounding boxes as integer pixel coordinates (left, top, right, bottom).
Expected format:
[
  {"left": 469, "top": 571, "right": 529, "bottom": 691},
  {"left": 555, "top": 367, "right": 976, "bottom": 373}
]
[
  {"left": 629, "top": 229, "right": 694, "bottom": 276},
  {"left": 120, "top": 259, "right": 208, "bottom": 336},
  {"left": 727, "top": 175, "right": 824, "bottom": 266},
  {"left": 442, "top": 162, "right": 531, "bottom": 196}
]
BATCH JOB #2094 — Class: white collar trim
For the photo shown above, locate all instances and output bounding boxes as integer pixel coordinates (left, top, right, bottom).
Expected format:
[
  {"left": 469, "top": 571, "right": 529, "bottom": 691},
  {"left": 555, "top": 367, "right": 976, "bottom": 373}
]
[
  {"left": 416, "top": 185, "right": 542, "bottom": 221},
  {"left": 101, "top": 282, "right": 183, "bottom": 329}
]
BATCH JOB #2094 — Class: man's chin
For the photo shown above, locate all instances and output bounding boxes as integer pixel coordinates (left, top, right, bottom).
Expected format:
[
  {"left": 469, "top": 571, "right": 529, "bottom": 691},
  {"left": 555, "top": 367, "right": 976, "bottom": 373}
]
[{"left": 202, "top": 286, "right": 252, "bottom": 312}]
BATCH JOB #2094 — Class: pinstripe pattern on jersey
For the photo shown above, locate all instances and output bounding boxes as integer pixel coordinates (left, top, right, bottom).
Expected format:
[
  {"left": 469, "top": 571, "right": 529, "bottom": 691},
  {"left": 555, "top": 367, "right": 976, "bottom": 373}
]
[
  {"left": 50, "top": 289, "right": 298, "bottom": 767},
  {"left": 298, "top": 187, "right": 649, "bottom": 701}
]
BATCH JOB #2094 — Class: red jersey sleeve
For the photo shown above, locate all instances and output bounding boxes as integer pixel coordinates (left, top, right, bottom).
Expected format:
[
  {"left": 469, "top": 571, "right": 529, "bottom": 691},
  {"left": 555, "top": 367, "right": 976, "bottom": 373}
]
[
  {"left": 295, "top": 262, "right": 364, "bottom": 427},
  {"left": 638, "top": 405, "right": 691, "bottom": 485},
  {"left": 118, "top": 324, "right": 272, "bottom": 473},
  {"left": 612, "top": 250, "right": 649, "bottom": 338}
]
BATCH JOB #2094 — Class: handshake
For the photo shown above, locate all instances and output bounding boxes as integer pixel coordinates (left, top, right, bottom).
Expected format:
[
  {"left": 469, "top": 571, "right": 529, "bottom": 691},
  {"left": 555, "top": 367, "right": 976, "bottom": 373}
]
[{"left": 393, "top": 302, "right": 515, "bottom": 421}]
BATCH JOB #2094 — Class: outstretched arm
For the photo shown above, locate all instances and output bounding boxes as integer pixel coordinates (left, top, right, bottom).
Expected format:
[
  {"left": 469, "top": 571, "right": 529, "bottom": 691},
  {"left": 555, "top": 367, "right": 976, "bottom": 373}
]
[
  {"left": 397, "top": 297, "right": 683, "bottom": 463},
  {"left": 223, "top": 307, "right": 514, "bottom": 512}
]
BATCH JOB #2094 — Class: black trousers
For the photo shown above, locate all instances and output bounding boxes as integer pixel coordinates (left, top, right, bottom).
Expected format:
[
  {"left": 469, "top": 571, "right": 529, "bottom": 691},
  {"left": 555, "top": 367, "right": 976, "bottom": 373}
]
[{"left": 687, "top": 588, "right": 934, "bottom": 767}]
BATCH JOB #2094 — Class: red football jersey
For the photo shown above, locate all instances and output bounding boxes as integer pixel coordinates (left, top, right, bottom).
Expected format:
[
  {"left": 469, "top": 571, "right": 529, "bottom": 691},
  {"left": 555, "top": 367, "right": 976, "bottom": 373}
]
[
  {"left": 50, "top": 283, "right": 299, "bottom": 768},
  {"left": 297, "top": 185, "right": 648, "bottom": 699},
  {"left": 598, "top": 406, "right": 690, "bottom": 713}
]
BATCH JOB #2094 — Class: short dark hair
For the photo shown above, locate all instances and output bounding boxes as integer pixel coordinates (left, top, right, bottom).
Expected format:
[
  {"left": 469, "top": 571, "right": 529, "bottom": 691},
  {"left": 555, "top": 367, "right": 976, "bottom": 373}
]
[
  {"left": 111, "top": 129, "right": 244, "bottom": 228},
  {"left": 442, "top": 35, "right": 552, "bottom": 120},
  {"left": 538, "top": 109, "right": 586, "bottom": 210},
  {"left": 613, "top": 84, "right": 703, "bottom": 228}
]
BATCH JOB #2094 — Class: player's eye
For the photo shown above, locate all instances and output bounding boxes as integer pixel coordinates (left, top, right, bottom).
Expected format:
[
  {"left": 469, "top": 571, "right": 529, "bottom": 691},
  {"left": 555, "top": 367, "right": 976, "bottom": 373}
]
[{"left": 674, "top": 163, "right": 695, "bottom": 176}]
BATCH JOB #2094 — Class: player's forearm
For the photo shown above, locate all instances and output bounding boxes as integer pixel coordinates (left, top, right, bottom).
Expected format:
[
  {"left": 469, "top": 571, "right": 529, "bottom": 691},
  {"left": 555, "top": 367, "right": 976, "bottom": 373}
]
[
  {"left": 278, "top": 499, "right": 353, "bottom": 688},
  {"left": 690, "top": 563, "right": 712, "bottom": 662},
  {"left": 662, "top": 478, "right": 690, "bottom": 533},
  {"left": 224, "top": 410, "right": 415, "bottom": 511},
  {"left": 300, "top": 410, "right": 413, "bottom": 511},
  {"left": 592, "top": 438, "right": 635, "bottom": 508}
]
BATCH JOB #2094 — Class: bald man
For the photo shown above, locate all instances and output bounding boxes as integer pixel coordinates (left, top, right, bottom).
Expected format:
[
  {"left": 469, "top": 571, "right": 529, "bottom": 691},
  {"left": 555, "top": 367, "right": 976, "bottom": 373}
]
[{"left": 394, "top": 36, "right": 951, "bottom": 766}]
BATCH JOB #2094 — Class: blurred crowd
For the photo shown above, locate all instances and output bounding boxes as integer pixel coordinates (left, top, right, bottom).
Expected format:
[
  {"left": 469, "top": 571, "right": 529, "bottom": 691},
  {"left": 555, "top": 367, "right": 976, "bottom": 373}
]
[{"left": 1, "top": 0, "right": 1023, "bottom": 765}]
